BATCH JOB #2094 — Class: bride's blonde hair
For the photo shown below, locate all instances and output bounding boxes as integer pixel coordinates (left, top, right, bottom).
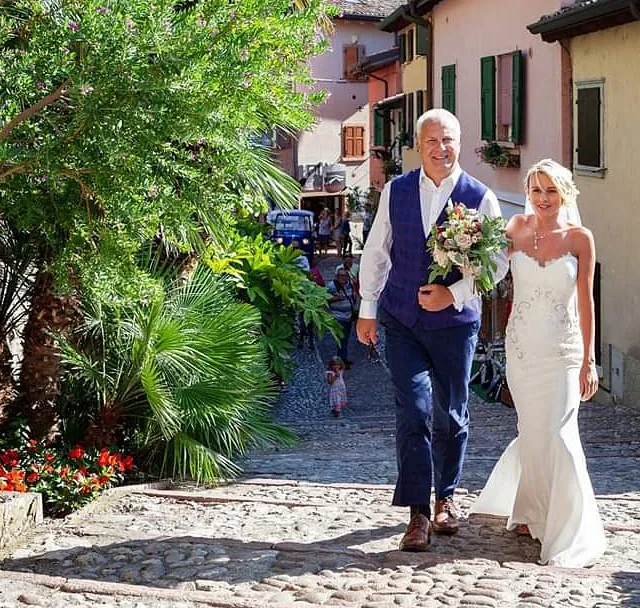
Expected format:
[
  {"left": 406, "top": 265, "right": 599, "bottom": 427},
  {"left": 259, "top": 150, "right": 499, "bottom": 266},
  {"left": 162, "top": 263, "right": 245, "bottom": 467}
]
[{"left": 524, "top": 159, "right": 579, "bottom": 207}]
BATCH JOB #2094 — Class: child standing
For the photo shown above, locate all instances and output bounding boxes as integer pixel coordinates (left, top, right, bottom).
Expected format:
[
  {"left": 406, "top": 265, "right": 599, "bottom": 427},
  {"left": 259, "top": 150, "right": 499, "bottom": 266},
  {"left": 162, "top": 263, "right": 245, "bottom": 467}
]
[{"left": 326, "top": 356, "right": 347, "bottom": 418}]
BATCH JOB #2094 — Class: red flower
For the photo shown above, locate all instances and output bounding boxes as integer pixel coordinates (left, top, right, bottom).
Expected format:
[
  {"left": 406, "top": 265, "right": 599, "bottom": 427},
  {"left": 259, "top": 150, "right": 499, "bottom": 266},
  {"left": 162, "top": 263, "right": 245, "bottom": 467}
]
[
  {"left": 43, "top": 464, "right": 54, "bottom": 474},
  {"left": 26, "top": 472, "right": 39, "bottom": 484},
  {"left": 68, "top": 445, "right": 85, "bottom": 460},
  {"left": 60, "top": 466, "right": 70, "bottom": 478},
  {"left": 123, "top": 455, "right": 134, "bottom": 471},
  {"left": 1, "top": 449, "right": 19, "bottom": 467},
  {"left": 97, "top": 449, "right": 111, "bottom": 468},
  {"left": 77, "top": 466, "right": 88, "bottom": 476},
  {"left": 27, "top": 439, "right": 38, "bottom": 452},
  {"left": 44, "top": 452, "right": 56, "bottom": 463}
]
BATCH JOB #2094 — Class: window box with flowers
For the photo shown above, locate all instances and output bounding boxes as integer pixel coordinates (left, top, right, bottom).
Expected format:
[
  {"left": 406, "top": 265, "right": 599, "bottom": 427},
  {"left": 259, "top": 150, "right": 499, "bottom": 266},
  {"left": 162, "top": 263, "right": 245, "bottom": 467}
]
[{"left": 475, "top": 141, "right": 520, "bottom": 169}]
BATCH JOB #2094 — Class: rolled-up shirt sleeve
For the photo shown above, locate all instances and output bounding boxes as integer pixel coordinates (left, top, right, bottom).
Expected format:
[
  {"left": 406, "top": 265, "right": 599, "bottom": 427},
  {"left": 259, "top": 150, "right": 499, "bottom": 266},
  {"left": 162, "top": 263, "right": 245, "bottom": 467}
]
[
  {"left": 446, "top": 188, "right": 509, "bottom": 311},
  {"left": 358, "top": 182, "right": 393, "bottom": 319}
]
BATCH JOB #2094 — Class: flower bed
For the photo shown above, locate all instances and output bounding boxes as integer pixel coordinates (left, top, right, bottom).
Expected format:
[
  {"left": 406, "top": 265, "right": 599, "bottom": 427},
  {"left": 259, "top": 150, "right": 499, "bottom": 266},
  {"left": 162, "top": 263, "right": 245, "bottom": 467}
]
[{"left": 0, "top": 441, "right": 134, "bottom": 516}]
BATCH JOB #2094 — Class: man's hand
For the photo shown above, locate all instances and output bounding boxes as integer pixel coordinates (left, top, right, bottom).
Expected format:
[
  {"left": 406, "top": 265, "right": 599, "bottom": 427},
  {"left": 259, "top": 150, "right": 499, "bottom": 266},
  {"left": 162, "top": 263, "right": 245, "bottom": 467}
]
[
  {"left": 418, "top": 284, "right": 454, "bottom": 312},
  {"left": 356, "top": 317, "right": 378, "bottom": 345}
]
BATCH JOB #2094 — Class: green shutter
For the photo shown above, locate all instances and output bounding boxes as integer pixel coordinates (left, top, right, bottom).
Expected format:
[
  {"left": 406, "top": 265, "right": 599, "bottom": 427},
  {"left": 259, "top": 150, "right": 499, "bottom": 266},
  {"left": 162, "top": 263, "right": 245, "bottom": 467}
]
[
  {"left": 399, "top": 33, "right": 406, "bottom": 63},
  {"left": 416, "top": 90, "right": 424, "bottom": 117},
  {"left": 416, "top": 24, "right": 430, "bottom": 56},
  {"left": 511, "top": 51, "right": 524, "bottom": 144},
  {"left": 373, "top": 110, "right": 384, "bottom": 147},
  {"left": 406, "top": 93, "right": 414, "bottom": 147},
  {"left": 441, "top": 64, "right": 456, "bottom": 114},
  {"left": 406, "top": 29, "right": 414, "bottom": 62},
  {"left": 480, "top": 56, "right": 496, "bottom": 141}
]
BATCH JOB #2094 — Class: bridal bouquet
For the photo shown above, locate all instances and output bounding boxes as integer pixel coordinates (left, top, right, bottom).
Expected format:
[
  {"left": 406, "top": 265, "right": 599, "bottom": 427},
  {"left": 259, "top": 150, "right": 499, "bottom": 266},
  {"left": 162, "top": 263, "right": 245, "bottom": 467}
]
[{"left": 427, "top": 202, "right": 507, "bottom": 296}]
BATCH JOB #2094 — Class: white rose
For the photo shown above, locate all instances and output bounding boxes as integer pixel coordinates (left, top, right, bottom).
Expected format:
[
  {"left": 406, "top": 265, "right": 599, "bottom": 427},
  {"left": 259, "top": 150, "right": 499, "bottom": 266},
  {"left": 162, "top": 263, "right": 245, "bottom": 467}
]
[
  {"left": 434, "top": 247, "right": 449, "bottom": 267},
  {"left": 455, "top": 232, "right": 473, "bottom": 250}
]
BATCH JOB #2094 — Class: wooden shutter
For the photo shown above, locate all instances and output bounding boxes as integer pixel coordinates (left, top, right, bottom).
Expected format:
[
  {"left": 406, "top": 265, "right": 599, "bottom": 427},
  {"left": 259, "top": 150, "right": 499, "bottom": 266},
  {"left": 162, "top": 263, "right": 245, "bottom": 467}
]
[
  {"left": 343, "top": 44, "right": 365, "bottom": 81},
  {"left": 406, "top": 29, "right": 414, "bottom": 62},
  {"left": 481, "top": 56, "right": 496, "bottom": 141},
  {"left": 399, "top": 33, "right": 406, "bottom": 63},
  {"left": 441, "top": 64, "right": 456, "bottom": 114},
  {"left": 511, "top": 51, "right": 524, "bottom": 144},
  {"left": 343, "top": 125, "right": 365, "bottom": 158},
  {"left": 576, "top": 86, "right": 601, "bottom": 168},
  {"left": 416, "top": 24, "right": 430, "bottom": 56},
  {"left": 373, "top": 111, "right": 384, "bottom": 147},
  {"left": 416, "top": 90, "right": 424, "bottom": 117}
]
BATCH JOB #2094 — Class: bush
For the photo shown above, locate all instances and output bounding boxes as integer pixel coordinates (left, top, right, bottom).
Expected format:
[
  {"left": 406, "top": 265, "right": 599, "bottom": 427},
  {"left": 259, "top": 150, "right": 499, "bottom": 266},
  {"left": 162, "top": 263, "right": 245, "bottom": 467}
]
[
  {"left": 206, "top": 230, "right": 340, "bottom": 379},
  {"left": 59, "top": 265, "right": 293, "bottom": 483}
]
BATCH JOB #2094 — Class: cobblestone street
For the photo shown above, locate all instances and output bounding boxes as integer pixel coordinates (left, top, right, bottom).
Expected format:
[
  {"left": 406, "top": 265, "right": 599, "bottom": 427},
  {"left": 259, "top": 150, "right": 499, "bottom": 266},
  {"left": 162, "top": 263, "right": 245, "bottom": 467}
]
[{"left": 0, "top": 254, "right": 638, "bottom": 607}]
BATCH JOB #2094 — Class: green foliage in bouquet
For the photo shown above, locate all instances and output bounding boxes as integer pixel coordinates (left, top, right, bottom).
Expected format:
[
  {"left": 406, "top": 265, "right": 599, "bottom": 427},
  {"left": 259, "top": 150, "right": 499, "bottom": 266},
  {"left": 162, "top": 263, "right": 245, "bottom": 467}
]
[{"left": 427, "top": 203, "right": 507, "bottom": 296}]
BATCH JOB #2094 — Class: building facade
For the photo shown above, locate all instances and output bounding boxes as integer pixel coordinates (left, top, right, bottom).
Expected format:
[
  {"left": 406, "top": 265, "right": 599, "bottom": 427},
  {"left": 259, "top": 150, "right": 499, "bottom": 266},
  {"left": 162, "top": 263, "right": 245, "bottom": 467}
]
[{"left": 529, "top": 0, "right": 640, "bottom": 408}]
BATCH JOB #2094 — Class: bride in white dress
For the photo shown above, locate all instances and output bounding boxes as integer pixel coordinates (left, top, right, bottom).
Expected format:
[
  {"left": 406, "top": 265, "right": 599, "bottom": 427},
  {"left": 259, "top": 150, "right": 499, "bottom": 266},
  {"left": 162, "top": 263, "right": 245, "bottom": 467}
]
[{"left": 470, "top": 159, "right": 606, "bottom": 567}]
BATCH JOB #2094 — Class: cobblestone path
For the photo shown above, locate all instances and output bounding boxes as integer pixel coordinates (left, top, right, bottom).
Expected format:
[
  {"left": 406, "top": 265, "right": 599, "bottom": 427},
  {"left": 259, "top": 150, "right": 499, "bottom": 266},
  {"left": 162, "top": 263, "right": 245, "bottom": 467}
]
[{"left": 0, "top": 254, "right": 638, "bottom": 607}]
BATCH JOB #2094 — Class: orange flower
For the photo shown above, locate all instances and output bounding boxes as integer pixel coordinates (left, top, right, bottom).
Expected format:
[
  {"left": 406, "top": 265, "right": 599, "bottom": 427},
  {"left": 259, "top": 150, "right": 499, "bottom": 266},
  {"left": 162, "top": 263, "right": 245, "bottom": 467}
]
[
  {"left": 44, "top": 452, "right": 55, "bottom": 463},
  {"left": 99, "top": 474, "right": 112, "bottom": 486},
  {"left": 60, "top": 466, "right": 70, "bottom": 478}
]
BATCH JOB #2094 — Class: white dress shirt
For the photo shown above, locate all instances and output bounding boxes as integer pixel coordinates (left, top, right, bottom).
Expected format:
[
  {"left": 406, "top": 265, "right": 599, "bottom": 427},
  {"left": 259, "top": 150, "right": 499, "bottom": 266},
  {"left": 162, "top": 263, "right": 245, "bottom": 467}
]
[{"left": 359, "top": 165, "right": 508, "bottom": 319}]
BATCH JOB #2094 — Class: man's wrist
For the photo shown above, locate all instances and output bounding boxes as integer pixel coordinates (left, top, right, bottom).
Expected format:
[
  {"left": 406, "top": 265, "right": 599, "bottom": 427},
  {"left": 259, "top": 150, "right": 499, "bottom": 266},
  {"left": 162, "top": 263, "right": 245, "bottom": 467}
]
[{"left": 359, "top": 299, "right": 378, "bottom": 319}]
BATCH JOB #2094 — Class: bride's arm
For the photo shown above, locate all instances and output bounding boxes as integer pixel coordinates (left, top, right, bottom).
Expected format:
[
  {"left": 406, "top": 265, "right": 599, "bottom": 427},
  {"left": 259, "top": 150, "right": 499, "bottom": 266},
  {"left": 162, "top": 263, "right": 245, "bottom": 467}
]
[{"left": 575, "top": 228, "right": 598, "bottom": 401}]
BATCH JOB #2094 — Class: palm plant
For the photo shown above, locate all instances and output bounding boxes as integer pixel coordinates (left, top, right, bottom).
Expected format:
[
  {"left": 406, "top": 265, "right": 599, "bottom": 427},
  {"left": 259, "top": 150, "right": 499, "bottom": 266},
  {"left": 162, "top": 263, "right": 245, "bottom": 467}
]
[{"left": 59, "top": 266, "right": 293, "bottom": 482}]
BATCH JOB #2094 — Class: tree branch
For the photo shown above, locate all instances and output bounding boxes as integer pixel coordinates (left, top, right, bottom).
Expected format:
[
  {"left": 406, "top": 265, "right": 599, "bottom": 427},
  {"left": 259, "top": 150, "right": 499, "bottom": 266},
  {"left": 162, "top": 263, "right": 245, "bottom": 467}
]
[
  {"left": 0, "top": 80, "right": 70, "bottom": 142},
  {"left": 0, "top": 164, "right": 29, "bottom": 182}
]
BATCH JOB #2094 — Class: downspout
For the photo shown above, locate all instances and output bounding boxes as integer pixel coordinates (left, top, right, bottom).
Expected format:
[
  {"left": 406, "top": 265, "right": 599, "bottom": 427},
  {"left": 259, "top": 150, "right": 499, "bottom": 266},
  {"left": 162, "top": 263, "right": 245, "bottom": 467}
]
[
  {"left": 427, "top": 19, "right": 434, "bottom": 110},
  {"left": 367, "top": 72, "right": 389, "bottom": 98}
]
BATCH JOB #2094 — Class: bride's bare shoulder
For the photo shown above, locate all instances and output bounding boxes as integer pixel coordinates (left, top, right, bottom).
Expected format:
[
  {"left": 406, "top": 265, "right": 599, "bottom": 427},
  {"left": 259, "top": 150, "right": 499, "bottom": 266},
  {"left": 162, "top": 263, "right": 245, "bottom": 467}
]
[
  {"left": 569, "top": 225, "right": 595, "bottom": 256},
  {"left": 506, "top": 213, "right": 529, "bottom": 237}
]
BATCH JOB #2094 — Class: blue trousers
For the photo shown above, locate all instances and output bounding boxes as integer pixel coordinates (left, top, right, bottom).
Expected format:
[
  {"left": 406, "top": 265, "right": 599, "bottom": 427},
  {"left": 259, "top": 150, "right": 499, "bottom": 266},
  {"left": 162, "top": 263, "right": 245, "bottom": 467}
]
[{"left": 381, "top": 308, "right": 479, "bottom": 512}]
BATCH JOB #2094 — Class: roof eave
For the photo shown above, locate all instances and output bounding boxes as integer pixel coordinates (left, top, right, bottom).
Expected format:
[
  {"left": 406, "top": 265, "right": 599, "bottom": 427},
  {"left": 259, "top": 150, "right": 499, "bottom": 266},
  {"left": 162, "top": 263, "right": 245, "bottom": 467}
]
[
  {"left": 527, "top": 0, "right": 637, "bottom": 42},
  {"left": 378, "top": 0, "right": 442, "bottom": 32}
]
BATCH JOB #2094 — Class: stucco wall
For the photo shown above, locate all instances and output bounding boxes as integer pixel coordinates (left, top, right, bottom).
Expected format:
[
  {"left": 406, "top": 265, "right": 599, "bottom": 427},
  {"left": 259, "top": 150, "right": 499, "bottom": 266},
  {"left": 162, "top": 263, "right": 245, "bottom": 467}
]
[
  {"left": 430, "top": 0, "right": 565, "bottom": 211},
  {"left": 570, "top": 22, "right": 640, "bottom": 366},
  {"left": 297, "top": 20, "right": 396, "bottom": 192},
  {"left": 400, "top": 38, "right": 428, "bottom": 172}
]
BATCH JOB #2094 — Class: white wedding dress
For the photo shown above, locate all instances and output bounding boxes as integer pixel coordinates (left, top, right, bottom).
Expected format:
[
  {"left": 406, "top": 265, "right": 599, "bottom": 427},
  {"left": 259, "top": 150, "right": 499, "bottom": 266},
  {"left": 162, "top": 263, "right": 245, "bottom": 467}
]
[{"left": 470, "top": 251, "right": 607, "bottom": 567}]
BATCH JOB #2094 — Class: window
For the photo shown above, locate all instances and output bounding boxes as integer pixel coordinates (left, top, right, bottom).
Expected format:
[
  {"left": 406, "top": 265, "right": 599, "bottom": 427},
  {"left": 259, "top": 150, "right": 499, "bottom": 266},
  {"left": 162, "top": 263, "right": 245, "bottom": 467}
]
[
  {"left": 398, "top": 33, "right": 406, "bottom": 63},
  {"left": 342, "top": 125, "right": 365, "bottom": 159},
  {"left": 406, "top": 29, "right": 414, "bottom": 63},
  {"left": 404, "top": 92, "right": 414, "bottom": 148},
  {"left": 373, "top": 110, "right": 385, "bottom": 147},
  {"left": 575, "top": 80, "right": 604, "bottom": 172},
  {"left": 441, "top": 65, "right": 456, "bottom": 114},
  {"left": 480, "top": 51, "right": 524, "bottom": 144},
  {"left": 343, "top": 43, "right": 366, "bottom": 81},
  {"left": 416, "top": 90, "right": 424, "bottom": 118}
]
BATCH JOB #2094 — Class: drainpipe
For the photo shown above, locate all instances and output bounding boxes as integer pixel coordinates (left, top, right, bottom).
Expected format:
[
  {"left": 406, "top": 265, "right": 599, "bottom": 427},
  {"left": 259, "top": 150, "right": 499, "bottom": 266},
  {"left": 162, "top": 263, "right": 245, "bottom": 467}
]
[{"left": 367, "top": 72, "right": 389, "bottom": 99}]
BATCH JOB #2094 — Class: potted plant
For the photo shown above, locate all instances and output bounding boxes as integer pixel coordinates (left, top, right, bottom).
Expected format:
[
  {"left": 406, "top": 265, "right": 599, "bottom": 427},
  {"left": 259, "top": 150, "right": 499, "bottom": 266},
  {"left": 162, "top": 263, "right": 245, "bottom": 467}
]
[{"left": 475, "top": 141, "right": 520, "bottom": 169}]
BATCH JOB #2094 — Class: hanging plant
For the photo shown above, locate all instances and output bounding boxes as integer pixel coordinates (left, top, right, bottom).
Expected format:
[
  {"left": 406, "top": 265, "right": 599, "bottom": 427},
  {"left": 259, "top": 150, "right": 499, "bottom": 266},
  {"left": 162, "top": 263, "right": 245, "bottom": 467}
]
[{"left": 475, "top": 142, "right": 520, "bottom": 169}]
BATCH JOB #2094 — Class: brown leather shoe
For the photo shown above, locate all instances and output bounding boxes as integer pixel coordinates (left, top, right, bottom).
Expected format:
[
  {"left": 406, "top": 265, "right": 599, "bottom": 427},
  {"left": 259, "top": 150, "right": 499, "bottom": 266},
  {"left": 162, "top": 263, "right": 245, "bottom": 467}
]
[
  {"left": 399, "top": 514, "right": 431, "bottom": 552},
  {"left": 433, "top": 496, "right": 459, "bottom": 535}
]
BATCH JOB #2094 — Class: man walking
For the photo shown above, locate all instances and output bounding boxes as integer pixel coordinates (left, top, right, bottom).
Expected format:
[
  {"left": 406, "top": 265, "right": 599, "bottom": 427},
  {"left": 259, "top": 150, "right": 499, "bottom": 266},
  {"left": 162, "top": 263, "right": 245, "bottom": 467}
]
[{"left": 356, "top": 109, "right": 506, "bottom": 551}]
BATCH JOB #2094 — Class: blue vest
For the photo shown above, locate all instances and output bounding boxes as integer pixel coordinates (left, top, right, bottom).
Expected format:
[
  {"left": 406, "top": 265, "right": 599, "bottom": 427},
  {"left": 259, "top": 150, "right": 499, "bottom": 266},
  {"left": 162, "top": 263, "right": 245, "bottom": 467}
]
[{"left": 380, "top": 168, "right": 487, "bottom": 330}]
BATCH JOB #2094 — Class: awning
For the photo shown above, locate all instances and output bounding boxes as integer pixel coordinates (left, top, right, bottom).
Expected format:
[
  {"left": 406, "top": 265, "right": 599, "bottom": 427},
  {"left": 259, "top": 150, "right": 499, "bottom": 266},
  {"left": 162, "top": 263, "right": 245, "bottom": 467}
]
[
  {"left": 300, "top": 188, "right": 347, "bottom": 198},
  {"left": 374, "top": 92, "right": 404, "bottom": 110}
]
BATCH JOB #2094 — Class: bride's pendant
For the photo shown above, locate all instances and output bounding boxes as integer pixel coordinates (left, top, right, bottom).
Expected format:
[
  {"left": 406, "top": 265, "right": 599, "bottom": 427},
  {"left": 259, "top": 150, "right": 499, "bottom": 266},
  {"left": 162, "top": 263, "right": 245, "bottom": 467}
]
[{"left": 533, "top": 231, "right": 545, "bottom": 251}]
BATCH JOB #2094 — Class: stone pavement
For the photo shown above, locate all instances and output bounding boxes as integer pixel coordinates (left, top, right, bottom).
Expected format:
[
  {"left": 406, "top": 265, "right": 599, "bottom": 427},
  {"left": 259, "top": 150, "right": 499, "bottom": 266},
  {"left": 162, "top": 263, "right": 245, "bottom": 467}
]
[{"left": 0, "top": 254, "right": 639, "bottom": 608}]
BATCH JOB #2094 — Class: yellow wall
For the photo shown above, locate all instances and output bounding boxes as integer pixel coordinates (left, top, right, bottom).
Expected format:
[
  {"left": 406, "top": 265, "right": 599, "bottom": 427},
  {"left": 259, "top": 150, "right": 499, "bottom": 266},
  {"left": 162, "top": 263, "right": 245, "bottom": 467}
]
[
  {"left": 571, "top": 21, "right": 640, "bottom": 361},
  {"left": 400, "top": 25, "right": 428, "bottom": 172}
]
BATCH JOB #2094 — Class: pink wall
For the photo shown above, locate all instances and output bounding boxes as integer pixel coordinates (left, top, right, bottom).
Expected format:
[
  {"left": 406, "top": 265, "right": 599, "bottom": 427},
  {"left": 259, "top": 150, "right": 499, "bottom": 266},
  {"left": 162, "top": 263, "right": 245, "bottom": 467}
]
[
  {"left": 368, "top": 61, "right": 401, "bottom": 191},
  {"left": 431, "top": 0, "right": 565, "bottom": 216},
  {"left": 297, "top": 20, "right": 396, "bottom": 191}
]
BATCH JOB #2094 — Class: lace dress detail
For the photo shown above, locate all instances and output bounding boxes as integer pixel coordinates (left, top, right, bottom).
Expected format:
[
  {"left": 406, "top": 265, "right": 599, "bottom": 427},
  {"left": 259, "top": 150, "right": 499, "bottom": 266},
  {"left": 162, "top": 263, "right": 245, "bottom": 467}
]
[{"left": 470, "top": 251, "right": 606, "bottom": 567}]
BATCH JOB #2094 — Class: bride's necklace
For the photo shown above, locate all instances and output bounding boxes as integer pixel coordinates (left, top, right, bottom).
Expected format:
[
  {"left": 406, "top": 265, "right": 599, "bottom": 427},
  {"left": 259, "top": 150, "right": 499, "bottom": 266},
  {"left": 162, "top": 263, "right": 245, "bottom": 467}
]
[{"left": 533, "top": 230, "right": 545, "bottom": 251}]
